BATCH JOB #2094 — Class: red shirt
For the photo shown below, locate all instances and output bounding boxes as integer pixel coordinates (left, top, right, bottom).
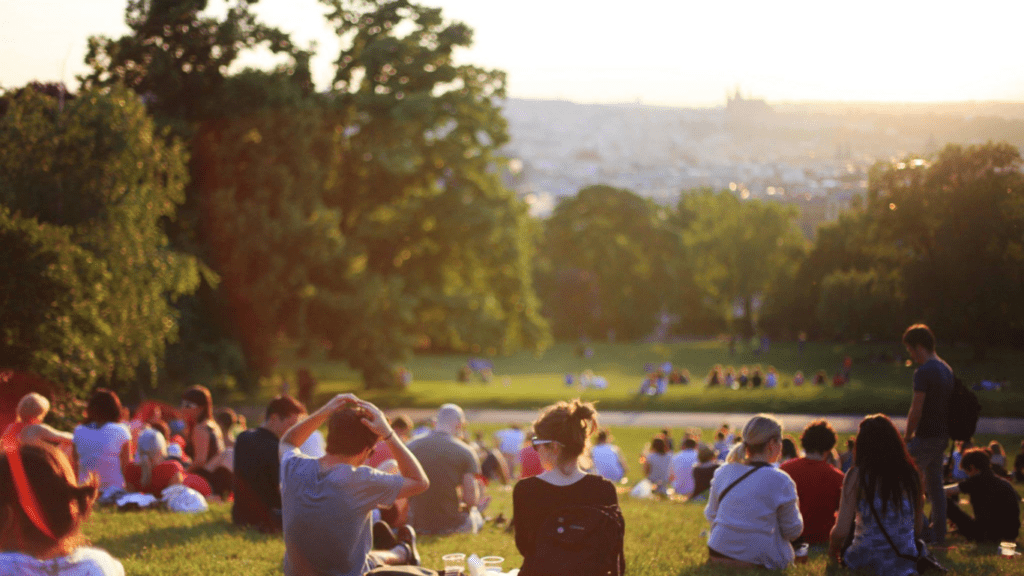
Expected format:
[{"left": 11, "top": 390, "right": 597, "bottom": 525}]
[
  {"left": 124, "top": 460, "right": 185, "bottom": 495},
  {"left": 780, "top": 457, "right": 844, "bottom": 543},
  {"left": 518, "top": 446, "right": 543, "bottom": 478},
  {"left": 366, "top": 440, "right": 396, "bottom": 469}
]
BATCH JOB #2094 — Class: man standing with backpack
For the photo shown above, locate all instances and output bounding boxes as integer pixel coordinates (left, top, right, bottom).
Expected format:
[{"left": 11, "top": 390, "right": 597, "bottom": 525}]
[{"left": 902, "top": 324, "right": 954, "bottom": 547}]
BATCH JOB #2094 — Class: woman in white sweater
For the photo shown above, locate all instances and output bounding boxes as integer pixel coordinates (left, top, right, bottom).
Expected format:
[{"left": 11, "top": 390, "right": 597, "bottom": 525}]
[{"left": 704, "top": 414, "right": 803, "bottom": 570}]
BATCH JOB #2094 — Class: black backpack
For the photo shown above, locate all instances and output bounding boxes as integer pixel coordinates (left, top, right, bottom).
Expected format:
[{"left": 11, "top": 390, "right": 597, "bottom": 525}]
[
  {"left": 947, "top": 375, "right": 981, "bottom": 442},
  {"left": 524, "top": 504, "right": 625, "bottom": 576}
]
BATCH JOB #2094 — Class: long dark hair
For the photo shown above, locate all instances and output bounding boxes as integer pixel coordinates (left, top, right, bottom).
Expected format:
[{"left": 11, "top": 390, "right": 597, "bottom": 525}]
[
  {"left": 854, "top": 414, "right": 921, "bottom": 515},
  {"left": 0, "top": 443, "right": 98, "bottom": 557},
  {"left": 84, "top": 388, "right": 122, "bottom": 425},
  {"left": 181, "top": 385, "right": 213, "bottom": 422}
]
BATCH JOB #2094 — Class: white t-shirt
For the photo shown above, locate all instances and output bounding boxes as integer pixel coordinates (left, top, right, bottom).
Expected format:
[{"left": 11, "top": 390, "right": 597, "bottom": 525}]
[
  {"left": 73, "top": 422, "right": 131, "bottom": 489},
  {"left": 494, "top": 428, "right": 525, "bottom": 454},
  {"left": 591, "top": 443, "right": 625, "bottom": 483},
  {"left": 671, "top": 449, "right": 699, "bottom": 496},
  {"left": 0, "top": 547, "right": 125, "bottom": 576}
]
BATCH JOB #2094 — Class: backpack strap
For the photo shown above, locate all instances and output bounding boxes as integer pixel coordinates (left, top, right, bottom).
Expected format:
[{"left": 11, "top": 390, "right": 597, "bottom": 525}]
[{"left": 717, "top": 462, "right": 771, "bottom": 504}]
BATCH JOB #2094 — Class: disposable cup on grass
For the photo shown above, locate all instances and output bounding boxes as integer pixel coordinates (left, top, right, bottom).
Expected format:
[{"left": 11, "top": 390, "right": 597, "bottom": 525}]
[
  {"left": 443, "top": 553, "right": 466, "bottom": 575},
  {"left": 481, "top": 556, "right": 504, "bottom": 572}
]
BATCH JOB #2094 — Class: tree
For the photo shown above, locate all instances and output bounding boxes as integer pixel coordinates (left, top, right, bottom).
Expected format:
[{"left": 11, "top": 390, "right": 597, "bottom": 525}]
[
  {"left": 0, "top": 86, "right": 203, "bottom": 395},
  {"left": 864, "top": 143, "right": 1024, "bottom": 357},
  {"left": 675, "top": 189, "right": 807, "bottom": 336},
  {"left": 193, "top": 0, "right": 550, "bottom": 388},
  {"left": 538, "top": 185, "right": 679, "bottom": 340}
]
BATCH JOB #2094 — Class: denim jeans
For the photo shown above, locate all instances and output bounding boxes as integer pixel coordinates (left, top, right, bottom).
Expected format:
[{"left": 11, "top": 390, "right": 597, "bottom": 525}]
[{"left": 908, "top": 436, "right": 949, "bottom": 545}]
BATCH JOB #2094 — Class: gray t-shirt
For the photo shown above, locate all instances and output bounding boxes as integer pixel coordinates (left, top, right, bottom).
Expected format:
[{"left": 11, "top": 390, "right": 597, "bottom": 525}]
[
  {"left": 913, "top": 357, "right": 954, "bottom": 438},
  {"left": 407, "top": 431, "right": 481, "bottom": 534},
  {"left": 280, "top": 445, "right": 404, "bottom": 576}
]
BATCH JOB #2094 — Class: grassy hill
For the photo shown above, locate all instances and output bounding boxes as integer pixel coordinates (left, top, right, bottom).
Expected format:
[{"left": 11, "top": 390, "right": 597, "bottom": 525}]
[{"left": 245, "top": 340, "right": 1024, "bottom": 419}]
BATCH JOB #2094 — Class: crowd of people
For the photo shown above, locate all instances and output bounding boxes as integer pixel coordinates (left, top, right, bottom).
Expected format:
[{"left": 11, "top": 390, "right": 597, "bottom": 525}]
[{"left": 1, "top": 323, "right": 1021, "bottom": 575}]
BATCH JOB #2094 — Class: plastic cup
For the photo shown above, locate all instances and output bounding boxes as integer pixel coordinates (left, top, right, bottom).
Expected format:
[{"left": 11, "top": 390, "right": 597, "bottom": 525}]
[
  {"left": 443, "top": 553, "right": 466, "bottom": 575},
  {"left": 481, "top": 556, "right": 505, "bottom": 572},
  {"left": 794, "top": 543, "right": 809, "bottom": 564},
  {"left": 1000, "top": 542, "right": 1017, "bottom": 558}
]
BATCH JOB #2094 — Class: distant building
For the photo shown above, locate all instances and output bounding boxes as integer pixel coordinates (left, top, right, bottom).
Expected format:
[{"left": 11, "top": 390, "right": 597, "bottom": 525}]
[{"left": 726, "top": 87, "right": 773, "bottom": 122}]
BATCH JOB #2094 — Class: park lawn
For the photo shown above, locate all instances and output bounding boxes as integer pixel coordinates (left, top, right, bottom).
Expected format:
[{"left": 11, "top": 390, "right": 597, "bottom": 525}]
[
  {"left": 84, "top": 481, "right": 1024, "bottom": 576},
  {"left": 246, "top": 340, "right": 1024, "bottom": 418}
]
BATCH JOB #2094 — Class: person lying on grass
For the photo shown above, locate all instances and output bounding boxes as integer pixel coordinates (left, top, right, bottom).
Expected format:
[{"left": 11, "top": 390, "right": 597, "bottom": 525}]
[{"left": 279, "top": 394, "right": 429, "bottom": 576}]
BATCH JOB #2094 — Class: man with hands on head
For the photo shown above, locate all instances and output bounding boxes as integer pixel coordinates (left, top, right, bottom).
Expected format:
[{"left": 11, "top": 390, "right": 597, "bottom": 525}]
[{"left": 279, "top": 394, "right": 430, "bottom": 576}]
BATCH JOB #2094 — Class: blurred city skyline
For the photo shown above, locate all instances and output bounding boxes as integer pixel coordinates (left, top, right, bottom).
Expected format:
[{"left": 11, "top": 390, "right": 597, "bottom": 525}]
[{"left": 3, "top": 0, "right": 1024, "bottom": 107}]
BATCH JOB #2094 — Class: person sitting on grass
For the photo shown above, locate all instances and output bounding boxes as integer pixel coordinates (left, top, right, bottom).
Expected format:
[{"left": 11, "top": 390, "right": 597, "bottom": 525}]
[
  {"left": 642, "top": 435, "right": 673, "bottom": 496},
  {"left": 73, "top": 389, "right": 131, "bottom": 494},
  {"left": 408, "top": 404, "right": 486, "bottom": 535},
  {"left": 280, "top": 394, "right": 428, "bottom": 575},
  {"left": 512, "top": 399, "right": 624, "bottom": 576},
  {"left": 944, "top": 447, "right": 1021, "bottom": 544},
  {"left": 780, "top": 419, "right": 844, "bottom": 545},
  {"left": 671, "top": 437, "right": 699, "bottom": 497},
  {"left": 829, "top": 414, "right": 922, "bottom": 576},
  {"left": 705, "top": 414, "right": 803, "bottom": 570},
  {"left": 2, "top": 393, "right": 74, "bottom": 452},
  {"left": 590, "top": 429, "right": 627, "bottom": 484},
  {"left": 232, "top": 394, "right": 306, "bottom": 533},
  {"left": 123, "top": 428, "right": 184, "bottom": 496},
  {"left": 690, "top": 444, "right": 719, "bottom": 501},
  {"left": 0, "top": 442, "right": 125, "bottom": 575},
  {"left": 179, "top": 385, "right": 232, "bottom": 498}
]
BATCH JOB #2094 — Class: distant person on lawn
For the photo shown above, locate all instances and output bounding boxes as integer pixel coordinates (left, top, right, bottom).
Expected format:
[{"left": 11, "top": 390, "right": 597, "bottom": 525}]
[
  {"left": 232, "top": 395, "right": 306, "bottom": 532},
  {"left": 671, "top": 437, "right": 699, "bottom": 497},
  {"left": 280, "top": 394, "right": 428, "bottom": 575},
  {"left": 408, "top": 403, "right": 486, "bottom": 535},
  {"left": 944, "top": 447, "right": 1021, "bottom": 543},
  {"left": 780, "top": 419, "right": 844, "bottom": 544},
  {"left": 902, "top": 323, "right": 954, "bottom": 546}
]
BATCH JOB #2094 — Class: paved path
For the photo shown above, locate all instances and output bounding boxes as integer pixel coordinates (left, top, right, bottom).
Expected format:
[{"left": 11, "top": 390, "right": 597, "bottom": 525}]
[{"left": 389, "top": 408, "right": 1024, "bottom": 435}]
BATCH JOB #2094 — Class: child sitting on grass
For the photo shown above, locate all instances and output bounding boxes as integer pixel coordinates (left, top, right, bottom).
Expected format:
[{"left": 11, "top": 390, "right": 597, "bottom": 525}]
[{"left": 2, "top": 393, "right": 74, "bottom": 451}]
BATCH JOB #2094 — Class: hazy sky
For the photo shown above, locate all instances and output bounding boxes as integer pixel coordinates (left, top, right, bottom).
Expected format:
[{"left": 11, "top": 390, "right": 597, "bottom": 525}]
[{"left": 3, "top": 0, "right": 1023, "bottom": 107}]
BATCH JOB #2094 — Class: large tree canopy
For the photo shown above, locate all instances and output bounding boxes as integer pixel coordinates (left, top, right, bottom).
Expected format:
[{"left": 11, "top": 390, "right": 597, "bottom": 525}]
[
  {"left": 83, "top": 0, "right": 550, "bottom": 389},
  {"left": 0, "top": 86, "right": 203, "bottom": 394}
]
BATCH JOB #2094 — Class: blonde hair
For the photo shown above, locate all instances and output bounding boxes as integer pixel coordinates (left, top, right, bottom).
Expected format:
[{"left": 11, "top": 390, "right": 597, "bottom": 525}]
[
  {"left": 739, "top": 414, "right": 783, "bottom": 461},
  {"left": 137, "top": 429, "right": 168, "bottom": 488},
  {"left": 16, "top": 393, "right": 49, "bottom": 422},
  {"left": 725, "top": 441, "right": 746, "bottom": 464}
]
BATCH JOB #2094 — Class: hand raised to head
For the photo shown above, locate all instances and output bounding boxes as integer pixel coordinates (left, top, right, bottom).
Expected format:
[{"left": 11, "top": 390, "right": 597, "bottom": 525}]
[{"left": 356, "top": 400, "right": 393, "bottom": 439}]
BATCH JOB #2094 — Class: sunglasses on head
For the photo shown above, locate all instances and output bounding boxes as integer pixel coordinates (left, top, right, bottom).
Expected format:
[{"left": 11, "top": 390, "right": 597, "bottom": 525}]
[{"left": 180, "top": 400, "right": 198, "bottom": 409}]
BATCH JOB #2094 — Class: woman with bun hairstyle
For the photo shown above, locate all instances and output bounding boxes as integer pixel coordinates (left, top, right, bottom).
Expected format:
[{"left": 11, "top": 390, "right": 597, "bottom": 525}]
[
  {"left": 0, "top": 442, "right": 125, "bottom": 575},
  {"left": 829, "top": 414, "right": 922, "bottom": 576},
  {"left": 512, "top": 399, "right": 624, "bottom": 576},
  {"left": 705, "top": 414, "right": 803, "bottom": 570},
  {"left": 179, "top": 385, "right": 232, "bottom": 496}
]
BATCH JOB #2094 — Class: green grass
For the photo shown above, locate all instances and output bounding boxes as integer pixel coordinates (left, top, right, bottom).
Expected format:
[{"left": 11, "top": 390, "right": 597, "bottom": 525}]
[
  {"left": 244, "top": 340, "right": 1024, "bottom": 418},
  {"left": 84, "top": 478, "right": 1024, "bottom": 576}
]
